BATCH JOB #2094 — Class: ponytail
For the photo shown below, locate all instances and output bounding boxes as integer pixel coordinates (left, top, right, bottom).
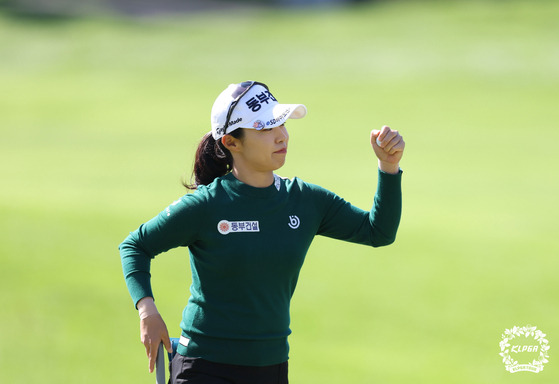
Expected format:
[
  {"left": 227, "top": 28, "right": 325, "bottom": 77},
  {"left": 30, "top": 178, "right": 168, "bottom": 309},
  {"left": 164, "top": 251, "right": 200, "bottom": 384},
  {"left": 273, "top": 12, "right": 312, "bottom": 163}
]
[{"left": 184, "top": 129, "right": 244, "bottom": 190}]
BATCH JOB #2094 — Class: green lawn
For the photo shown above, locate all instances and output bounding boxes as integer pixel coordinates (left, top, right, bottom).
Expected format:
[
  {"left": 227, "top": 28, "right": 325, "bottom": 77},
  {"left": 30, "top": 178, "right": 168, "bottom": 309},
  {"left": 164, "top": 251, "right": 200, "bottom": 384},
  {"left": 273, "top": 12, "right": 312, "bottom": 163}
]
[{"left": 1, "top": 1, "right": 558, "bottom": 383}]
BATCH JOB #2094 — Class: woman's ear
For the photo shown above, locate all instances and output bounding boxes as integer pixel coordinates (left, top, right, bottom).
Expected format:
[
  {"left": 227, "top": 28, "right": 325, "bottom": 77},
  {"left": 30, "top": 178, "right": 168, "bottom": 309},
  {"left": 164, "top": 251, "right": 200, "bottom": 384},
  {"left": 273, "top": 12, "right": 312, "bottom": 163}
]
[{"left": 221, "top": 134, "right": 241, "bottom": 153}]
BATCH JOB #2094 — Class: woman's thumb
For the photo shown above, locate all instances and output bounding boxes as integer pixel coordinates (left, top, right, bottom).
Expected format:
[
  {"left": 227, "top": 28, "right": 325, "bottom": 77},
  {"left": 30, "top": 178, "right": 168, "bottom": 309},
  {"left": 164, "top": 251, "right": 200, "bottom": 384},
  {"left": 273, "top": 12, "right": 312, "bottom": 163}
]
[{"left": 371, "top": 130, "right": 381, "bottom": 146}]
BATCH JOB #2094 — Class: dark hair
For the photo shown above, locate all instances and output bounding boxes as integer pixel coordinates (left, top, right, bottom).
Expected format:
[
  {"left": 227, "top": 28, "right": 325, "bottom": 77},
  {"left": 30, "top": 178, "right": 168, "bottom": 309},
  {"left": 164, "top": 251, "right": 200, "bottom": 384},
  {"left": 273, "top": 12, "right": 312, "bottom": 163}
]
[{"left": 184, "top": 129, "right": 244, "bottom": 190}]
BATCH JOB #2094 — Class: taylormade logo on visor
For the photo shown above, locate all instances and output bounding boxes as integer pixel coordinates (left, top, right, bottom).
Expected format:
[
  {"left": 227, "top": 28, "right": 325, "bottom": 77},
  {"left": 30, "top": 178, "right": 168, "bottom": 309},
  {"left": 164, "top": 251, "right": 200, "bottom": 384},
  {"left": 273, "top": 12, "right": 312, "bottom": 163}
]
[{"left": 227, "top": 118, "right": 242, "bottom": 127}]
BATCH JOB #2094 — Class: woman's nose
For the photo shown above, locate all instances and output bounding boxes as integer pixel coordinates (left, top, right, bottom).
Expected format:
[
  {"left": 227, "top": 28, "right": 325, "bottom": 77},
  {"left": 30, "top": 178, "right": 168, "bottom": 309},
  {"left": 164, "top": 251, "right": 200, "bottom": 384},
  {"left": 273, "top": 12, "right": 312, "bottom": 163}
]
[{"left": 276, "top": 125, "right": 289, "bottom": 143}]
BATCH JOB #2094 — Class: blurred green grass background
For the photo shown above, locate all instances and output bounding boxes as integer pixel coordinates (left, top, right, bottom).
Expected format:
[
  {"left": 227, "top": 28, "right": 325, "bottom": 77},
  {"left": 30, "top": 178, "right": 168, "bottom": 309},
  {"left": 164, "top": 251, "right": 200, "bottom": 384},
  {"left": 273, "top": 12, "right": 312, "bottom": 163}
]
[{"left": 1, "top": 1, "right": 558, "bottom": 383}]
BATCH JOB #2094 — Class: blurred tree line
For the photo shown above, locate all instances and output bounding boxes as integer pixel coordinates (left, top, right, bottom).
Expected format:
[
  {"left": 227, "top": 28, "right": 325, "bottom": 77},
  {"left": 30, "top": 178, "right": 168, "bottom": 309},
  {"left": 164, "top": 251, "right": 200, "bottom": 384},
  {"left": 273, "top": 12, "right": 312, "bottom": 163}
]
[{"left": 0, "top": 0, "right": 374, "bottom": 18}]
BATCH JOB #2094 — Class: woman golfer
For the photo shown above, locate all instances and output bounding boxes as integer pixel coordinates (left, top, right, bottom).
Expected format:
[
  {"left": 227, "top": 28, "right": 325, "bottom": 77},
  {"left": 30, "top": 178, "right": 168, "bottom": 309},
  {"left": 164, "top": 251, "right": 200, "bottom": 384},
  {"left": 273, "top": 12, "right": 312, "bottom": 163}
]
[{"left": 120, "top": 80, "right": 405, "bottom": 384}]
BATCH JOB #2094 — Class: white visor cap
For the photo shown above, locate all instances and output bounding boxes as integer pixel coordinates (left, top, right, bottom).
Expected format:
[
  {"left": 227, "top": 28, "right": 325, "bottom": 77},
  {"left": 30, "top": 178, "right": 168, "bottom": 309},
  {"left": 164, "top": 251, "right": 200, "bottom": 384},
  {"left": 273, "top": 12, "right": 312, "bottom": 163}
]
[{"left": 211, "top": 82, "right": 307, "bottom": 140}]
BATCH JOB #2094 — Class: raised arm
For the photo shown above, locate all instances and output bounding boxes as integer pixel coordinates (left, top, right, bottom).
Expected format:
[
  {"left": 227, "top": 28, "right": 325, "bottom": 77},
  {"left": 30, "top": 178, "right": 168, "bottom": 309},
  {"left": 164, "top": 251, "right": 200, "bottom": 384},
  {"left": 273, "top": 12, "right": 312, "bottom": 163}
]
[{"left": 316, "top": 126, "right": 404, "bottom": 246}]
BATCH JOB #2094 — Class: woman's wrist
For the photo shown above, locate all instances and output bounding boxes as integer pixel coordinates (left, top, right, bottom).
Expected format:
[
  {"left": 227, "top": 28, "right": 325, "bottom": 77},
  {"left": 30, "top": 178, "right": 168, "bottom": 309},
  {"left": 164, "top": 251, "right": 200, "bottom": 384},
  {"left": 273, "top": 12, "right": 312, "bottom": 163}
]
[
  {"left": 378, "top": 160, "right": 400, "bottom": 175},
  {"left": 137, "top": 297, "right": 159, "bottom": 320}
]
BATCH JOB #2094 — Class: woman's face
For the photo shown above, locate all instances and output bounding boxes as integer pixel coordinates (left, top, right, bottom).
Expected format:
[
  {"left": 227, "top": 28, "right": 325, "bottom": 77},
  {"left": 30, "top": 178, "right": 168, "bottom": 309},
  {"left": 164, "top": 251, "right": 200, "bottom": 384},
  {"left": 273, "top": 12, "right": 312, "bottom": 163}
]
[{"left": 233, "top": 124, "right": 289, "bottom": 173}]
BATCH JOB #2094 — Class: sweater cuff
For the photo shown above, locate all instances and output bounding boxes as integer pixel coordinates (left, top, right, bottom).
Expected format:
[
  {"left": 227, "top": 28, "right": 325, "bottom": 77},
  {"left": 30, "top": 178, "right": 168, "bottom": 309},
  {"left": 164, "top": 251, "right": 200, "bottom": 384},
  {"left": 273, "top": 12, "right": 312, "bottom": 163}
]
[
  {"left": 378, "top": 167, "right": 403, "bottom": 188},
  {"left": 376, "top": 168, "right": 403, "bottom": 210},
  {"left": 379, "top": 167, "right": 402, "bottom": 176},
  {"left": 125, "top": 271, "right": 154, "bottom": 309}
]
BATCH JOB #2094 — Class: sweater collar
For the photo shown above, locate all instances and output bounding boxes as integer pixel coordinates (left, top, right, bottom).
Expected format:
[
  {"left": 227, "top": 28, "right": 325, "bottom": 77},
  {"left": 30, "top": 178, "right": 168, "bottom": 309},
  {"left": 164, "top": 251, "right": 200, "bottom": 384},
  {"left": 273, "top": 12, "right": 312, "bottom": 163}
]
[{"left": 221, "top": 172, "right": 282, "bottom": 198}]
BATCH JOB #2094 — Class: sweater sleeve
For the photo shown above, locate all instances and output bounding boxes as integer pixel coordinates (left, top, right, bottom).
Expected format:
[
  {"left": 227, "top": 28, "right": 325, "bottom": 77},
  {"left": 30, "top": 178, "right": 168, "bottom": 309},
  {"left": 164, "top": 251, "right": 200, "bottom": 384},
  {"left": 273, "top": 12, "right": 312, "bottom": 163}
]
[
  {"left": 119, "top": 193, "right": 206, "bottom": 307},
  {"left": 315, "top": 169, "right": 402, "bottom": 247}
]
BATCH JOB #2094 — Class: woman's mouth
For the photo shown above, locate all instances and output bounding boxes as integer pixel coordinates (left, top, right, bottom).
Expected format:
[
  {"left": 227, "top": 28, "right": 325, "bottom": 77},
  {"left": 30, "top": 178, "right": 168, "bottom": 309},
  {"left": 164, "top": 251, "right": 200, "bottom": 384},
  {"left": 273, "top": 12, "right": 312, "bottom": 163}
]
[{"left": 274, "top": 148, "right": 287, "bottom": 154}]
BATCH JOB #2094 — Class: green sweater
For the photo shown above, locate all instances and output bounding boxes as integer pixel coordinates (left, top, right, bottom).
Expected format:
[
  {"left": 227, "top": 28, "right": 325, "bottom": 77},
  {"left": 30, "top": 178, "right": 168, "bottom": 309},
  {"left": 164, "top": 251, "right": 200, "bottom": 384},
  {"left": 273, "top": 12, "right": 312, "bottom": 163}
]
[{"left": 120, "top": 170, "right": 402, "bottom": 366}]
